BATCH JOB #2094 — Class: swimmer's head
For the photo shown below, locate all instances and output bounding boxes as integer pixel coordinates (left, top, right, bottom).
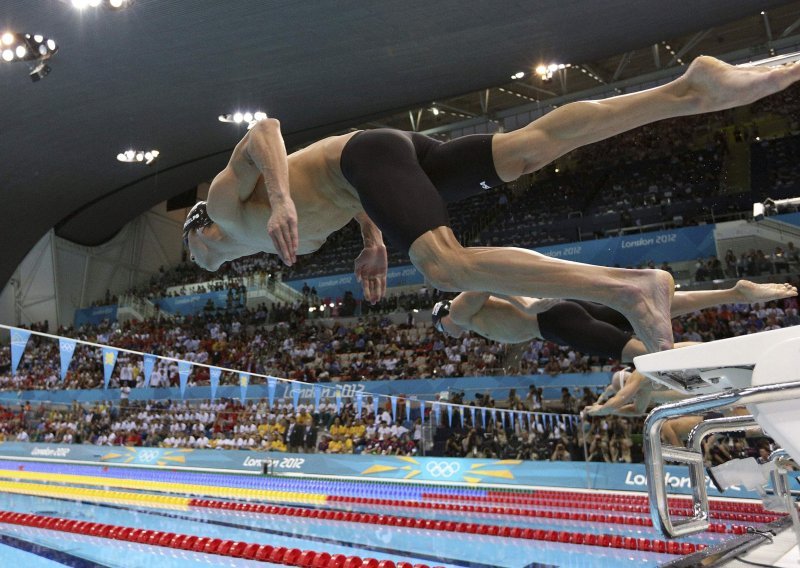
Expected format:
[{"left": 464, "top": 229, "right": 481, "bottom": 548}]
[
  {"left": 432, "top": 301, "right": 451, "bottom": 333},
  {"left": 183, "top": 201, "right": 223, "bottom": 271},
  {"left": 432, "top": 300, "right": 465, "bottom": 337},
  {"left": 611, "top": 368, "right": 630, "bottom": 392},
  {"left": 183, "top": 201, "right": 214, "bottom": 248}
]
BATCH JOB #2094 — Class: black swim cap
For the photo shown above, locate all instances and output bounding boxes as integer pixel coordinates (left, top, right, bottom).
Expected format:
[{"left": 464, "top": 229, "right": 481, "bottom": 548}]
[
  {"left": 431, "top": 300, "right": 452, "bottom": 333},
  {"left": 183, "top": 201, "right": 214, "bottom": 247}
]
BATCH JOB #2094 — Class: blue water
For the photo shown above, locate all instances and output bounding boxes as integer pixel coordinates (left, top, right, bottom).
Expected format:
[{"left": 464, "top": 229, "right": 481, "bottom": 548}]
[
  {"left": 0, "top": 491, "right": 686, "bottom": 568},
  {"left": 0, "top": 461, "right": 730, "bottom": 567}
]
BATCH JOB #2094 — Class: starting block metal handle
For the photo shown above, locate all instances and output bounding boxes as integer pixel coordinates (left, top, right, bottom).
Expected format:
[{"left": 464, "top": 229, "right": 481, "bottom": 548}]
[{"left": 644, "top": 382, "right": 800, "bottom": 538}]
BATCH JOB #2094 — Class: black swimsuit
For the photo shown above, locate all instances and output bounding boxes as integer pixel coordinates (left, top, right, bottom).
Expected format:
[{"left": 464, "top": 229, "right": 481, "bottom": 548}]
[{"left": 339, "top": 129, "right": 503, "bottom": 252}]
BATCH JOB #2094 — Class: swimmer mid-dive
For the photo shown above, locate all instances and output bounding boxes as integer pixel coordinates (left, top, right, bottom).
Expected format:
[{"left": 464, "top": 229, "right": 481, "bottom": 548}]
[
  {"left": 431, "top": 280, "right": 797, "bottom": 442},
  {"left": 431, "top": 280, "right": 796, "bottom": 362},
  {"left": 587, "top": 367, "right": 752, "bottom": 446},
  {"left": 184, "top": 56, "right": 800, "bottom": 354}
]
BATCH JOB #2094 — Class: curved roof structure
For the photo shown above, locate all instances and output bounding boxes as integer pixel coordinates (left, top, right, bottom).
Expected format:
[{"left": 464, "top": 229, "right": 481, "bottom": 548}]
[{"left": 0, "top": 0, "right": 796, "bottom": 286}]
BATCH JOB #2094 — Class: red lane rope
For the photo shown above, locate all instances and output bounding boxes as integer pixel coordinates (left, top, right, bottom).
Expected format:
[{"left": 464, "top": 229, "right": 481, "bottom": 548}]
[
  {"left": 187, "top": 498, "right": 708, "bottom": 554},
  {"left": 327, "top": 495, "right": 773, "bottom": 530},
  {"left": 419, "top": 492, "right": 783, "bottom": 523},
  {"left": 0, "top": 510, "right": 433, "bottom": 568},
  {"left": 477, "top": 490, "right": 772, "bottom": 514}
]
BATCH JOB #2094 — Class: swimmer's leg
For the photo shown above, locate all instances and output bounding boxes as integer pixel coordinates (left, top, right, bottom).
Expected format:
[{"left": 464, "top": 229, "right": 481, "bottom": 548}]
[{"left": 410, "top": 228, "right": 674, "bottom": 353}]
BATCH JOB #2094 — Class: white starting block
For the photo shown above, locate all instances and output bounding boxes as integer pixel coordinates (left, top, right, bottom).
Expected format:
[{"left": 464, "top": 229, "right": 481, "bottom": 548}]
[
  {"left": 634, "top": 325, "right": 800, "bottom": 395},
  {"left": 633, "top": 326, "right": 800, "bottom": 539}
]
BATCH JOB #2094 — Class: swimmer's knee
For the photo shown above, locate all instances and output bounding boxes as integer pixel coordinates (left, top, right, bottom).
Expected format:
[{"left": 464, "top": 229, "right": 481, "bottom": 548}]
[
  {"left": 418, "top": 255, "right": 470, "bottom": 291},
  {"left": 410, "top": 230, "right": 471, "bottom": 290}
]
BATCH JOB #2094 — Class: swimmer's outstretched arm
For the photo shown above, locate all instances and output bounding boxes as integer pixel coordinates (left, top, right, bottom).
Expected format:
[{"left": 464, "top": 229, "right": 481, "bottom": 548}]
[
  {"left": 354, "top": 212, "right": 387, "bottom": 304},
  {"left": 670, "top": 280, "right": 797, "bottom": 317},
  {"left": 449, "top": 292, "right": 492, "bottom": 327},
  {"left": 243, "top": 119, "right": 298, "bottom": 267},
  {"left": 492, "top": 295, "right": 562, "bottom": 316},
  {"left": 587, "top": 371, "right": 648, "bottom": 416}
]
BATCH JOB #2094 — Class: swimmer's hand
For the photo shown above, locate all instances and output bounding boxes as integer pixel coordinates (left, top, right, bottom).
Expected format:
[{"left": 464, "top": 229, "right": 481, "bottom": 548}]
[
  {"left": 494, "top": 295, "right": 561, "bottom": 316},
  {"left": 585, "top": 404, "right": 610, "bottom": 416},
  {"left": 524, "top": 298, "right": 562, "bottom": 315},
  {"left": 355, "top": 245, "right": 388, "bottom": 304},
  {"left": 267, "top": 197, "right": 298, "bottom": 266}
]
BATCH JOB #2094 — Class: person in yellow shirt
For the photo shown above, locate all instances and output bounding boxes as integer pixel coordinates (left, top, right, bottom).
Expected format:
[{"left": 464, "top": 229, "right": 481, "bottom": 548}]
[
  {"left": 327, "top": 436, "right": 343, "bottom": 454},
  {"left": 348, "top": 420, "right": 366, "bottom": 441},
  {"left": 268, "top": 433, "right": 286, "bottom": 452},
  {"left": 330, "top": 417, "right": 346, "bottom": 437},
  {"left": 341, "top": 435, "right": 354, "bottom": 454},
  {"left": 296, "top": 408, "right": 311, "bottom": 426}
]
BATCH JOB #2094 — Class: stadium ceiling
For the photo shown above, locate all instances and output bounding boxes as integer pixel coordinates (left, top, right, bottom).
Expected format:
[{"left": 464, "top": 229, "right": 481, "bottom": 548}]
[{"left": 1, "top": 0, "right": 800, "bottom": 289}]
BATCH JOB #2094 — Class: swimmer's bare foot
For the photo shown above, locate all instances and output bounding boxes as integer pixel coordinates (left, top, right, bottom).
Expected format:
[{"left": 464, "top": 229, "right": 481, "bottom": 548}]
[
  {"left": 617, "top": 269, "right": 675, "bottom": 353},
  {"left": 734, "top": 280, "right": 798, "bottom": 303}
]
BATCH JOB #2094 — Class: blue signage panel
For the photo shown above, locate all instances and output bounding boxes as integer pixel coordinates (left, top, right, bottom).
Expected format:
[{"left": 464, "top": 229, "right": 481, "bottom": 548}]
[
  {"left": 535, "top": 225, "right": 716, "bottom": 267},
  {"left": 156, "top": 290, "right": 233, "bottom": 316},
  {"left": 0, "top": 373, "right": 611, "bottom": 405},
  {"left": 772, "top": 212, "right": 800, "bottom": 227},
  {"left": 286, "top": 265, "right": 424, "bottom": 300},
  {"left": 0, "top": 442, "right": 780, "bottom": 500},
  {"left": 74, "top": 305, "right": 118, "bottom": 327}
]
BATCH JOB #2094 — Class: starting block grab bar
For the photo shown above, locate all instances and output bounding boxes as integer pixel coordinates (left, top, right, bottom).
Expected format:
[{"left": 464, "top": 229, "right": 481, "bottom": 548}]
[{"left": 643, "top": 380, "right": 800, "bottom": 538}]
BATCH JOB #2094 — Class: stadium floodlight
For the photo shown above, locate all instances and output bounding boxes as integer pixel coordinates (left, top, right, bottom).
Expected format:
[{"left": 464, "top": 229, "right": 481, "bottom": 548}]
[
  {"left": 62, "top": 0, "right": 133, "bottom": 10},
  {"left": 116, "top": 149, "right": 160, "bottom": 165},
  {"left": 218, "top": 111, "right": 268, "bottom": 130},
  {"left": 0, "top": 31, "right": 59, "bottom": 82}
]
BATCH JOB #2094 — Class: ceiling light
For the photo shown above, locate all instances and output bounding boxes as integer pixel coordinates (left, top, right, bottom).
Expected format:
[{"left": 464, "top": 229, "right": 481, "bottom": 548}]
[
  {"left": 0, "top": 31, "right": 59, "bottom": 81},
  {"left": 62, "top": 0, "right": 132, "bottom": 9},
  {"left": 117, "top": 149, "right": 160, "bottom": 165},
  {"left": 218, "top": 110, "right": 269, "bottom": 129},
  {"left": 29, "top": 60, "right": 51, "bottom": 82},
  {"left": 535, "top": 62, "right": 565, "bottom": 82},
  {"left": 431, "top": 107, "right": 440, "bottom": 116},
  {"left": 510, "top": 71, "right": 524, "bottom": 80}
]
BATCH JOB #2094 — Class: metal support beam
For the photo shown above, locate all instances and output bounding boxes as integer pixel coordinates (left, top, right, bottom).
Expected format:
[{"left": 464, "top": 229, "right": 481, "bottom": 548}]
[
  {"left": 479, "top": 89, "right": 490, "bottom": 115},
  {"left": 408, "top": 110, "right": 417, "bottom": 132},
  {"left": 612, "top": 51, "right": 633, "bottom": 82},
  {"left": 763, "top": 11, "right": 774, "bottom": 43},
  {"left": 47, "top": 231, "right": 60, "bottom": 329},
  {"left": 668, "top": 30, "right": 711, "bottom": 67},
  {"left": 433, "top": 102, "right": 478, "bottom": 118},
  {"left": 781, "top": 15, "right": 800, "bottom": 38},
  {"left": 581, "top": 63, "right": 606, "bottom": 83},
  {"left": 510, "top": 82, "right": 553, "bottom": 98},
  {"left": 557, "top": 68, "right": 567, "bottom": 94},
  {"left": 652, "top": 43, "right": 661, "bottom": 69}
]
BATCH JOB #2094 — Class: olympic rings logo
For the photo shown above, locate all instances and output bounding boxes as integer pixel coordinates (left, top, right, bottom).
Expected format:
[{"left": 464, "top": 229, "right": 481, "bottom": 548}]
[
  {"left": 425, "top": 461, "right": 460, "bottom": 478},
  {"left": 135, "top": 449, "right": 161, "bottom": 463}
]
